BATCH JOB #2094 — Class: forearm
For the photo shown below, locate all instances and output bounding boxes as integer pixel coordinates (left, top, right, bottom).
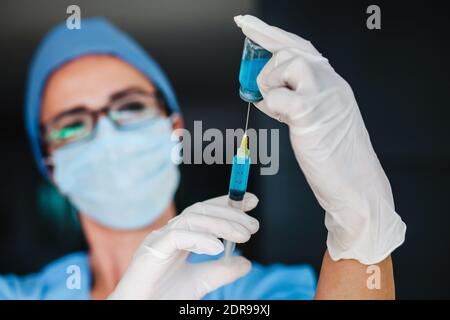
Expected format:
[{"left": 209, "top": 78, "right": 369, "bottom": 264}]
[{"left": 314, "top": 250, "right": 395, "bottom": 300}]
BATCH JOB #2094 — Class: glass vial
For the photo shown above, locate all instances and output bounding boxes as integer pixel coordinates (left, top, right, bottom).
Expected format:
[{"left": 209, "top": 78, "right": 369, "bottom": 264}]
[{"left": 238, "top": 37, "right": 272, "bottom": 103}]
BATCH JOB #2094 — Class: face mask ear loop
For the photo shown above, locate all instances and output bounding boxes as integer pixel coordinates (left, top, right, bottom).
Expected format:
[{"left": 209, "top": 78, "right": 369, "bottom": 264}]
[{"left": 43, "top": 156, "right": 55, "bottom": 181}]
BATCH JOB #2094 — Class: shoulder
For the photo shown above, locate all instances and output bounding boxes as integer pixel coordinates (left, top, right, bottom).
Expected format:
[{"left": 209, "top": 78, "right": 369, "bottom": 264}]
[
  {"left": 190, "top": 253, "right": 316, "bottom": 300},
  {"left": 0, "top": 252, "right": 90, "bottom": 300}
]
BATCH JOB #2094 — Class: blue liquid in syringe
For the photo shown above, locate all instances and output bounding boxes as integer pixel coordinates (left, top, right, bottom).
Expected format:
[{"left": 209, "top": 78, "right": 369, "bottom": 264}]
[
  {"left": 229, "top": 155, "right": 251, "bottom": 201},
  {"left": 239, "top": 58, "right": 269, "bottom": 102}
]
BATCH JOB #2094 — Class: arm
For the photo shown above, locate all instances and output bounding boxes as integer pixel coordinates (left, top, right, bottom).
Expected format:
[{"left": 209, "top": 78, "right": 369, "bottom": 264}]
[
  {"left": 315, "top": 251, "right": 395, "bottom": 300},
  {"left": 235, "top": 15, "right": 406, "bottom": 299}
]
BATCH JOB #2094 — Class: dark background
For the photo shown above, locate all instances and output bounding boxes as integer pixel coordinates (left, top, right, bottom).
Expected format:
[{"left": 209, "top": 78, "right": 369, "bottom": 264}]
[{"left": 0, "top": 0, "right": 449, "bottom": 299}]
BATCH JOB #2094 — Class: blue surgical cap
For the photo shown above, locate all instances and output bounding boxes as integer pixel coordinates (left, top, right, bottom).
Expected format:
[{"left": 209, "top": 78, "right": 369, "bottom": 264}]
[{"left": 25, "top": 17, "right": 181, "bottom": 177}]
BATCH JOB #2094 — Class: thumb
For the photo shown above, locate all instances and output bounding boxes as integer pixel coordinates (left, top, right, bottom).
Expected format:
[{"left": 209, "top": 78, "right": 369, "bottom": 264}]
[{"left": 189, "top": 256, "right": 252, "bottom": 299}]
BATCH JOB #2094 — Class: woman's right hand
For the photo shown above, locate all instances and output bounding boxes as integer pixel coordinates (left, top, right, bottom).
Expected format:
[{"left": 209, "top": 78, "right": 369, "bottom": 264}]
[{"left": 108, "top": 193, "right": 259, "bottom": 299}]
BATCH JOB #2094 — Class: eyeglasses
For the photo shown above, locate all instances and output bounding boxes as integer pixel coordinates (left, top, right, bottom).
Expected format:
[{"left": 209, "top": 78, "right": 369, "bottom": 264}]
[{"left": 41, "top": 91, "right": 166, "bottom": 149}]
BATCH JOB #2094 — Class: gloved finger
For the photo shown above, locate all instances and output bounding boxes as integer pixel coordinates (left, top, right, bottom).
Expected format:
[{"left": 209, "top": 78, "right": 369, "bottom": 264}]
[
  {"left": 185, "top": 201, "right": 259, "bottom": 233},
  {"left": 188, "top": 256, "right": 251, "bottom": 299},
  {"left": 258, "top": 52, "right": 317, "bottom": 95},
  {"left": 259, "top": 87, "right": 309, "bottom": 126},
  {"left": 248, "top": 49, "right": 298, "bottom": 121},
  {"left": 234, "top": 14, "right": 320, "bottom": 55},
  {"left": 203, "top": 192, "right": 259, "bottom": 212},
  {"left": 141, "top": 229, "right": 224, "bottom": 259},
  {"left": 170, "top": 212, "right": 255, "bottom": 243}
]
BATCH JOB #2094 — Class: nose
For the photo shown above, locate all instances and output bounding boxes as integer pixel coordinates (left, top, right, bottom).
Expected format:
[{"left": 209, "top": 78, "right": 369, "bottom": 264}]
[{"left": 94, "top": 116, "right": 118, "bottom": 138}]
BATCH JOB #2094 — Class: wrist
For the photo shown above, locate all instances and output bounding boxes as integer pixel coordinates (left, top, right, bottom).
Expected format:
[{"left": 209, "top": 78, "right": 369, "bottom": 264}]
[{"left": 325, "top": 199, "right": 406, "bottom": 265}]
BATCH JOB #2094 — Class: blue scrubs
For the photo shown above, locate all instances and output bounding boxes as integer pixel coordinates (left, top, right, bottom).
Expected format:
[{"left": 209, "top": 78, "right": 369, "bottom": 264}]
[{"left": 0, "top": 252, "right": 316, "bottom": 299}]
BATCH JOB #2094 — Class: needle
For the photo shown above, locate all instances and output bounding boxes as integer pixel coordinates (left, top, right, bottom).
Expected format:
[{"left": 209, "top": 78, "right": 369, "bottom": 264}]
[{"left": 244, "top": 102, "right": 251, "bottom": 133}]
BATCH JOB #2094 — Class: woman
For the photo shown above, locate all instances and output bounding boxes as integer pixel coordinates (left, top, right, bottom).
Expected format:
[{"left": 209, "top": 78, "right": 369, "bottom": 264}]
[{"left": 0, "top": 15, "right": 405, "bottom": 299}]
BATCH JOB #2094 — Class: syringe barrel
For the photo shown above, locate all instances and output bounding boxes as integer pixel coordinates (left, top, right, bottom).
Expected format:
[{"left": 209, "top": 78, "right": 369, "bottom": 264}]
[
  {"left": 228, "top": 154, "right": 251, "bottom": 201},
  {"left": 223, "top": 199, "right": 244, "bottom": 260}
]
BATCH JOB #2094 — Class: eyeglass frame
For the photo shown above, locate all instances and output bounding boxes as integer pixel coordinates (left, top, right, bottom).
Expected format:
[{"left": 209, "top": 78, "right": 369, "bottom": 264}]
[{"left": 39, "top": 88, "right": 169, "bottom": 152}]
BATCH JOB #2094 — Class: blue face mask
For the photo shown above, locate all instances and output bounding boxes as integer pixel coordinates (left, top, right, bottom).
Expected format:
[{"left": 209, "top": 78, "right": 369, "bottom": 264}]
[{"left": 52, "top": 117, "right": 179, "bottom": 230}]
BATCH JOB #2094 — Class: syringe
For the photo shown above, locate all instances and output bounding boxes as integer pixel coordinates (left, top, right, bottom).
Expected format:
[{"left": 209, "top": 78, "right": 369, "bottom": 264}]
[
  {"left": 224, "top": 104, "right": 251, "bottom": 260},
  {"left": 223, "top": 35, "right": 269, "bottom": 259}
]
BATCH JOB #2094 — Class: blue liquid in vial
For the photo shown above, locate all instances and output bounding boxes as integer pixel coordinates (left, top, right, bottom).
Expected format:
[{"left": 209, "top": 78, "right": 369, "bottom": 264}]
[
  {"left": 229, "top": 155, "right": 251, "bottom": 201},
  {"left": 239, "top": 58, "right": 270, "bottom": 103}
]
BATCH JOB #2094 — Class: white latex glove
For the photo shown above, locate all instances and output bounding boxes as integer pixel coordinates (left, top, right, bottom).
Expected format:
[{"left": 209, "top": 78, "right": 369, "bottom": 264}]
[
  {"left": 108, "top": 193, "right": 259, "bottom": 299},
  {"left": 234, "top": 15, "right": 406, "bottom": 265}
]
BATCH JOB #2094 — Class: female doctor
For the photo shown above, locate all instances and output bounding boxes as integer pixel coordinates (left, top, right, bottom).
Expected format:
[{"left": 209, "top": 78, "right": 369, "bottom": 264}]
[{"left": 0, "top": 15, "right": 405, "bottom": 299}]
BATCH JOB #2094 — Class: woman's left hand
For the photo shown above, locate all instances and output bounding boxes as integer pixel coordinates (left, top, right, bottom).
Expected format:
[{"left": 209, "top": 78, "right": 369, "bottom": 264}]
[{"left": 235, "top": 15, "right": 406, "bottom": 265}]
